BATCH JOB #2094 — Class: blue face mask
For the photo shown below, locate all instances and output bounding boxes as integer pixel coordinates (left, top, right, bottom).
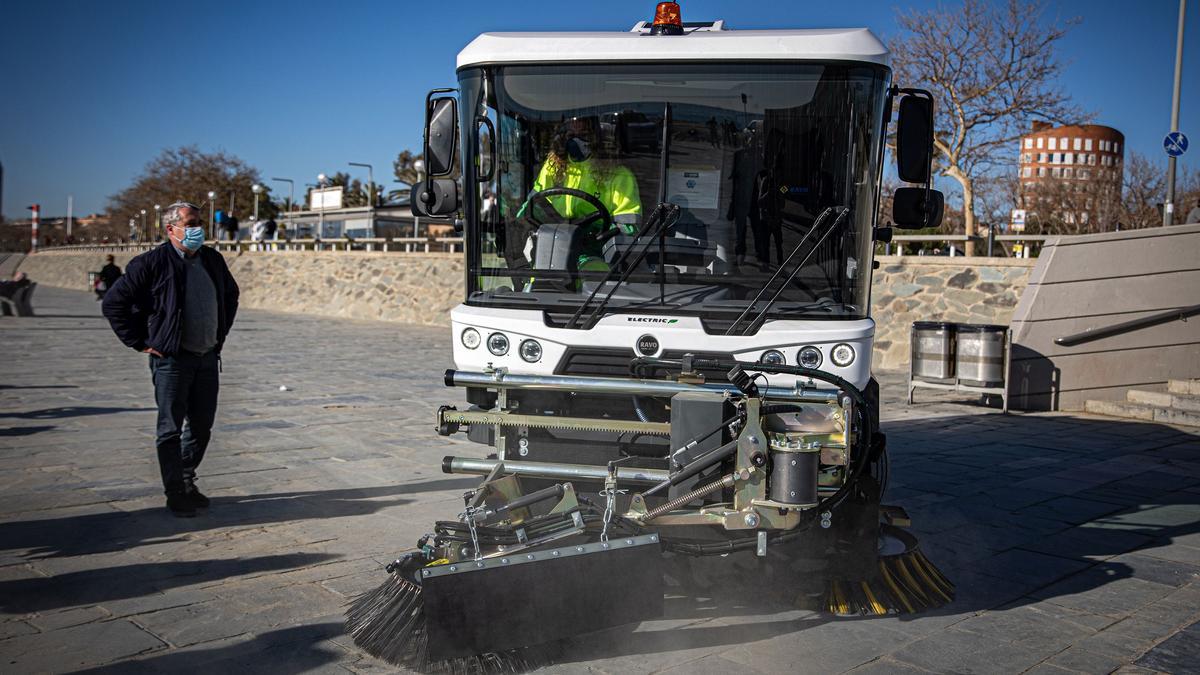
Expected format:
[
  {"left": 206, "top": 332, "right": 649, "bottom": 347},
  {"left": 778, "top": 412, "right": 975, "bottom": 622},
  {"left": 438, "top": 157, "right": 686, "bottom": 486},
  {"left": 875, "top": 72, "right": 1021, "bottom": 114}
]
[
  {"left": 566, "top": 136, "right": 591, "bottom": 163},
  {"left": 181, "top": 227, "right": 205, "bottom": 251}
]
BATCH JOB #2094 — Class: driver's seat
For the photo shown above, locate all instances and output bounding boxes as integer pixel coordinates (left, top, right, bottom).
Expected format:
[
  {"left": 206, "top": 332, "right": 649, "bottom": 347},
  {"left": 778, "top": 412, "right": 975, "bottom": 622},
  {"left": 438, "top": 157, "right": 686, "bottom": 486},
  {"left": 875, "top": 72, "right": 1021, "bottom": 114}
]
[{"left": 529, "top": 222, "right": 589, "bottom": 290}]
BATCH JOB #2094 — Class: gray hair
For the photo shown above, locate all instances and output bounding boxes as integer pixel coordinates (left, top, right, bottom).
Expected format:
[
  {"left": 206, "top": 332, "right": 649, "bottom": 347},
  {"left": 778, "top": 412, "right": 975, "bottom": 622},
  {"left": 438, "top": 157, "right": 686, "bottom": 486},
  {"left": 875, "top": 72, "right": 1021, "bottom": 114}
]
[{"left": 161, "top": 201, "right": 200, "bottom": 228}]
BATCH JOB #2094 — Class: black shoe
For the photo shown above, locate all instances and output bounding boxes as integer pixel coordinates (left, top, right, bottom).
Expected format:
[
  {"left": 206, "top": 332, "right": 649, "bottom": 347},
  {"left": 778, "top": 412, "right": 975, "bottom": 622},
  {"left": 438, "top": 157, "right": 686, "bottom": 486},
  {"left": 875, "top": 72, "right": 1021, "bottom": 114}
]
[
  {"left": 184, "top": 481, "right": 210, "bottom": 508},
  {"left": 167, "top": 493, "right": 197, "bottom": 517}
]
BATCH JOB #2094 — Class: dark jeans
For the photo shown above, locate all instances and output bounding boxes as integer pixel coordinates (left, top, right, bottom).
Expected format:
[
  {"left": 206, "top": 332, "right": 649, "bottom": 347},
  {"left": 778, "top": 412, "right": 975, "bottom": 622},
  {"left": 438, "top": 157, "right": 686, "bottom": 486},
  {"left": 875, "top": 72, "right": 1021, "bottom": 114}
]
[{"left": 149, "top": 351, "right": 219, "bottom": 495}]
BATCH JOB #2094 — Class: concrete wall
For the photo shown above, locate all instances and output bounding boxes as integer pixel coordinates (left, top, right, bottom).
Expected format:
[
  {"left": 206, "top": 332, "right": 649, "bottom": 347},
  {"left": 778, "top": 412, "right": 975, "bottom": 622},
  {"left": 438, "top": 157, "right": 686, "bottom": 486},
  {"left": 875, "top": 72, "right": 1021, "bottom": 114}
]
[
  {"left": 1008, "top": 224, "right": 1200, "bottom": 411},
  {"left": 17, "top": 249, "right": 1031, "bottom": 368}
]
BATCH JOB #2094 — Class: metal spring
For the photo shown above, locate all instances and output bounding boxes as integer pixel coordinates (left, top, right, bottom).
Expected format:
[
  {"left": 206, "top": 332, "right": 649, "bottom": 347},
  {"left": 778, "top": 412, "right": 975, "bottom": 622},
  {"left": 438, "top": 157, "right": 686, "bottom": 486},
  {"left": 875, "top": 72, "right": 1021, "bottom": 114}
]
[{"left": 642, "top": 474, "right": 735, "bottom": 521}]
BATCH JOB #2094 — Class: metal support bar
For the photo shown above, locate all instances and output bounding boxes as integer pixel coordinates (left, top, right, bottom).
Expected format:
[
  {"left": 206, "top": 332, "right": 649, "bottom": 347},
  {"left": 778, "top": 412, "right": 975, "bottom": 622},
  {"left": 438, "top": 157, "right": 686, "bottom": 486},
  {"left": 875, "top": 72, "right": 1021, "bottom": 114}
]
[
  {"left": 443, "top": 456, "right": 669, "bottom": 484},
  {"left": 445, "top": 369, "right": 840, "bottom": 403}
]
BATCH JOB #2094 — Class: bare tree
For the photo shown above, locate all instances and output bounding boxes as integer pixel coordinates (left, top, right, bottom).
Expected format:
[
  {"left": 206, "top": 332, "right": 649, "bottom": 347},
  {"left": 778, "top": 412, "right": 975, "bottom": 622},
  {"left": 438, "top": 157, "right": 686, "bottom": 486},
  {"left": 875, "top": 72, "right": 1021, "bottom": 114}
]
[
  {"left": 1117, "top": 152, "right": 1200, "bottom": 230},
  {"left": 891, "top": 0, "right": 1083, "bottom": 254},
  {"left": 108, "top": 146, "right": 276, "bottom": 239}
]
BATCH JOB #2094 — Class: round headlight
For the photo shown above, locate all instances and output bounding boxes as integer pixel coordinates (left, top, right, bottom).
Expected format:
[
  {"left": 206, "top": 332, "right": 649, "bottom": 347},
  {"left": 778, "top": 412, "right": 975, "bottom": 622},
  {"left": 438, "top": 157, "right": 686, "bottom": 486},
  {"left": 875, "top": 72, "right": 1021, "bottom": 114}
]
[
  {"left": 831, "top": 343, "right": 856, "bottom": 367},
  {"left": 797, "top": 346, "right": 823, "bottom": 369},
  {"left": 519, "top": 339, "right": 543, "bottom": 363},
  {"left": 461, "top": 328, "right": 481, "bottom": 350},
  {"left": 759, "top": 349, "right": 785, "bottom": 366},
  {"left": 487, "top": 333, "right": 510, "bottom": 356}
]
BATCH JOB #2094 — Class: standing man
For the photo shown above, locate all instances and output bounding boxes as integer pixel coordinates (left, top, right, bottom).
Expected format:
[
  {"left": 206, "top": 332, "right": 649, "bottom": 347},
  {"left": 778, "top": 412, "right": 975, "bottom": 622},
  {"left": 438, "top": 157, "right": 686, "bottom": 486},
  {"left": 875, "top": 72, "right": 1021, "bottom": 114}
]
[
  {"left": 102, "top": 202, "right": 240, "bottom": 517},
  {"left": 96, "top": 254, "right": 122, "bottom": 300}
]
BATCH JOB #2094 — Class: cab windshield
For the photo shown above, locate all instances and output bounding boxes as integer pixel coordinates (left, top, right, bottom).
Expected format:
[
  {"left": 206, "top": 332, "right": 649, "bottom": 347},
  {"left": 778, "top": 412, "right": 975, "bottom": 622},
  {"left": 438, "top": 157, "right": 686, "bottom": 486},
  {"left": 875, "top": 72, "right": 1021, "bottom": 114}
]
[{"left": 458, "top": 62, "right": 889, "bottom": 329}]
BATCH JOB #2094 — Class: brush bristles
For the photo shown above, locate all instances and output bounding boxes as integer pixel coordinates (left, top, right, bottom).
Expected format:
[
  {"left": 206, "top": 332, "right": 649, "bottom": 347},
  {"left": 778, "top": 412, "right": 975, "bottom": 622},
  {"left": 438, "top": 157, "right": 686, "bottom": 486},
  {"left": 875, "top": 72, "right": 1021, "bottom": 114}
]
[
  {"left": 345, "top": 569, "right": 558, "bottom": 674},
  {"left": 822, "top": 549, "right": 955, "bottom": 617}
]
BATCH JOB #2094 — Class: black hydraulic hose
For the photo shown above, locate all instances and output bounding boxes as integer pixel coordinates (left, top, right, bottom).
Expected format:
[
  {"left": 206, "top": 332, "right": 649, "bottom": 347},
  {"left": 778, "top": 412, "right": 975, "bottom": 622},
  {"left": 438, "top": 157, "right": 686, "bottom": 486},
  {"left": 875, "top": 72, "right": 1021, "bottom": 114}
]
[
  {"left": 660, "top": 523, "right": 813, "bottom": 556},
  {"left": 634, "top": 358, "right": 872, "bottom": 516},
  {"left": 734, "top": 362, "right": 872, "bottom": 515}
]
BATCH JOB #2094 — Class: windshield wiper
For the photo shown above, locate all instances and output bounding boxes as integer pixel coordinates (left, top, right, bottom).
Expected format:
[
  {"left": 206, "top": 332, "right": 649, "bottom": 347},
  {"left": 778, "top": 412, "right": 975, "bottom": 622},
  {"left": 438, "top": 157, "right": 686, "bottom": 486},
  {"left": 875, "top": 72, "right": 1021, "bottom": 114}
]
[
  {"left": 656, "top": 102, "right": 673, "bottom": 305},
  {"left": 564, "top": 203, "right": 681, "bottom": 330},
  {"left": 724, "top": 207, "right": 849, "bottom": 336}
]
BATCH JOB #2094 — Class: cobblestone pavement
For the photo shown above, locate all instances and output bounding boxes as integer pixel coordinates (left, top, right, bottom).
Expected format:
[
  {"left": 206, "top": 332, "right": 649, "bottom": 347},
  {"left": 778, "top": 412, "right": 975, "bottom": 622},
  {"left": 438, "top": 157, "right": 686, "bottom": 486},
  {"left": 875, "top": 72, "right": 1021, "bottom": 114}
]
[{"left": 2, "top": 287, "right": 1199, "bottom": 674}]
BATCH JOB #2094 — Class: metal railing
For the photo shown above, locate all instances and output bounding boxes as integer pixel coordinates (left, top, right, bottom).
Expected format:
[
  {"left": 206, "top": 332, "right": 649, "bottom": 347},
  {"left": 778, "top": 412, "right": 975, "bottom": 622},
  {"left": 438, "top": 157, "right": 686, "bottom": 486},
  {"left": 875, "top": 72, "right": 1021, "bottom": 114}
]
[
  {"left": 884, "top": 234, "right": 1051, "bottom": 257},
  {"left": 33, "top": 237, "right": 465, "bottom": 255},
  {"left": 1055, "top": 303, "right": 1200, "bottom": 347}
]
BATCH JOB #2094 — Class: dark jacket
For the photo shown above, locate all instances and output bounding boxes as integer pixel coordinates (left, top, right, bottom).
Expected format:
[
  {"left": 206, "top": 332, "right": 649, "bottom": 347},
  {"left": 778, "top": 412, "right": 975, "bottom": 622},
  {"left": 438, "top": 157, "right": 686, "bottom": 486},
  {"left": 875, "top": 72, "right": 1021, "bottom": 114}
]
[
  {"left": 99, "top": 262, "right": 122, "bottom": 288},
  {"left": 102, "top": 243, "right": 239, "bottom": 356}
]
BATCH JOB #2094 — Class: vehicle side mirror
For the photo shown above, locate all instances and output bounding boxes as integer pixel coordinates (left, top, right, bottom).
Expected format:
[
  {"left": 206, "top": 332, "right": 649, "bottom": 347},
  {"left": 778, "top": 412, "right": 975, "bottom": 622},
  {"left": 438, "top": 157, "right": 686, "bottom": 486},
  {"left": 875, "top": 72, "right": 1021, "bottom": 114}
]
[
  {"left": 896, "top": 93, "right": 934, "bottom": 184},
  {"left": 424, "top": 94, "right": 458, "bottom": 177},
  {"left": 411, "top": 178, "right": 459, "bottom": 218},
  {"left": 893, "top": 187, "right": 944, "bottom": 229}
]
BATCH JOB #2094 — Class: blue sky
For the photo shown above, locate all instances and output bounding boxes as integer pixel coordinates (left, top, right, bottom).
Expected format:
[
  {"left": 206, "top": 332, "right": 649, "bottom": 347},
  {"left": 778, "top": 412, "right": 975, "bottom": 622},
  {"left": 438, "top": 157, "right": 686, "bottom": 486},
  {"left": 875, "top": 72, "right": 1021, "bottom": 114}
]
[{"left": 1, "top": 0, "right": 1196, "bottom": 218}]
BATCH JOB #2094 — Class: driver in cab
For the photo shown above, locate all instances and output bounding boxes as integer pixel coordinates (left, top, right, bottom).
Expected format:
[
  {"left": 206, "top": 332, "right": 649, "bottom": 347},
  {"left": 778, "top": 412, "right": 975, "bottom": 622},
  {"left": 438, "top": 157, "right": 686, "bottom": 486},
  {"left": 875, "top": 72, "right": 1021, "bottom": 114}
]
[{"left": 528, "top": 116, "right": 641, "bottom": 269}]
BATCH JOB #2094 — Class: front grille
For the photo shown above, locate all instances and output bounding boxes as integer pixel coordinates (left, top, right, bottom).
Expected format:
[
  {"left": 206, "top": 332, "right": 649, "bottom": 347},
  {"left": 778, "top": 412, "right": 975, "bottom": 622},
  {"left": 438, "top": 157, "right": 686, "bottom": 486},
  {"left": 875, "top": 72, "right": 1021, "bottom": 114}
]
[{"left": 555, "top": 347, "right": 637, "bottom": 377}]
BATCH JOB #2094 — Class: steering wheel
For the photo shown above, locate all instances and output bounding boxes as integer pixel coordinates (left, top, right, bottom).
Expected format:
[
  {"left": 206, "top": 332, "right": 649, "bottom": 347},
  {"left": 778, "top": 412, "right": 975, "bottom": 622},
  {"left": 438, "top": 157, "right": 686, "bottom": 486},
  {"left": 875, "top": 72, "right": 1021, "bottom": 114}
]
[{"left": 523, "top": 187, "right": 614, "bottom": 241}]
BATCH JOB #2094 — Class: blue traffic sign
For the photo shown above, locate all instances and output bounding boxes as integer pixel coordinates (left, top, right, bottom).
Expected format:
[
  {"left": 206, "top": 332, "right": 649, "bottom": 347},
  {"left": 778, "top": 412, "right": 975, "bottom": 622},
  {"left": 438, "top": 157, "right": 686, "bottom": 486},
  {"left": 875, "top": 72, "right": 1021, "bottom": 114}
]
[{"left": 1164, "top": 131, "right": 1189, "bottom": 157}]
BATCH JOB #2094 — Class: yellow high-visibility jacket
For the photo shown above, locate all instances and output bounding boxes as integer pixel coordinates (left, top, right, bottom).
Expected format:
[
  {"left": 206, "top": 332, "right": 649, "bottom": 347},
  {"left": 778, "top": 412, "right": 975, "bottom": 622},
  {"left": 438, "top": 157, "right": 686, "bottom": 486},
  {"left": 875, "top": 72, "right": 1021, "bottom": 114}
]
[{"left": 532, "top": 158, "right": 641, "bottom": 233}]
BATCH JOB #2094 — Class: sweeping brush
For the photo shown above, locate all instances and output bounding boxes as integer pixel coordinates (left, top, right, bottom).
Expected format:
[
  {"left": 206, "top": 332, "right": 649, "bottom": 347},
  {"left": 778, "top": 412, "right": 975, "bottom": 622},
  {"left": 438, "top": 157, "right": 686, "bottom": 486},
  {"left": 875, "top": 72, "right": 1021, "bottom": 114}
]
[
  {"left": 345, "top": 554, "right": 560, "bottom": 674},
  {"left": 821, "top": 525, "right": 955, "bottom": 617}
]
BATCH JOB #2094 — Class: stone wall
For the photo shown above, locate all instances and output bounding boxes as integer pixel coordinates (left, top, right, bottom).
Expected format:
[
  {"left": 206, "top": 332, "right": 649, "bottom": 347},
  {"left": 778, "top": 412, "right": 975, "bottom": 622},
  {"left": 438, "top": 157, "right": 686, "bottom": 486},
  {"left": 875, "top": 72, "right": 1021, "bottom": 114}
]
[
  {"left": 16, "top": 250, "right": 463, "bottom": 327},
  {"left": 870, "top": 256, "right": 1035, "bottom": 369},
  {"left": 18, "top": 250, "right": 1032, "bottom": 368}
]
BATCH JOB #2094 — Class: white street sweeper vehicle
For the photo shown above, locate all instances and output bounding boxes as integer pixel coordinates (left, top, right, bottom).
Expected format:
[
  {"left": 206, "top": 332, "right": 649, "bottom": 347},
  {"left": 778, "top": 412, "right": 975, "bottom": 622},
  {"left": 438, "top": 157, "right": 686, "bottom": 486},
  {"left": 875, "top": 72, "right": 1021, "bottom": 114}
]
[{"left": 348, "top": 4, "right": 951, "bottom": 672}]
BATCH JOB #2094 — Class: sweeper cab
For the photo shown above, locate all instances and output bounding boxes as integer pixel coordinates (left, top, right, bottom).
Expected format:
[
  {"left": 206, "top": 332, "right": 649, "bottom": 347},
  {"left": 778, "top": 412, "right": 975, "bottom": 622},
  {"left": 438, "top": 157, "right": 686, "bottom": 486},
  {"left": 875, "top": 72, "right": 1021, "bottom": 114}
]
[{"left": 348, "top": 5, "right": 951, "bottom": 671}]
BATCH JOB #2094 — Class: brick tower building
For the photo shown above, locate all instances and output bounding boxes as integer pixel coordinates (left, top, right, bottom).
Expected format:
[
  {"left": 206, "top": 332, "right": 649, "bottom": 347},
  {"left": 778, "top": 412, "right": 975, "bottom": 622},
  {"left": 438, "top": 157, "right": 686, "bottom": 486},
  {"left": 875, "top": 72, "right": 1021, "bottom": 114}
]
[{"left": 1018, "top": 122, "right": 1124, "bottom": 232}]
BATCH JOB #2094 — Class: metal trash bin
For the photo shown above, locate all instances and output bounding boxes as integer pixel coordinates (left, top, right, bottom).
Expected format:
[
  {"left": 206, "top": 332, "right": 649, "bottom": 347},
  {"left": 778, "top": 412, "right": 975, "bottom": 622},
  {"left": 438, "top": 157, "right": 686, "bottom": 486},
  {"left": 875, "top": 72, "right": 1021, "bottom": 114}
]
[
  {"left": 955, "top": 324, "right": 1007, "bottom": 387},
  {"left": 912, "top": 321, "right": 956, "bottom": 380}
]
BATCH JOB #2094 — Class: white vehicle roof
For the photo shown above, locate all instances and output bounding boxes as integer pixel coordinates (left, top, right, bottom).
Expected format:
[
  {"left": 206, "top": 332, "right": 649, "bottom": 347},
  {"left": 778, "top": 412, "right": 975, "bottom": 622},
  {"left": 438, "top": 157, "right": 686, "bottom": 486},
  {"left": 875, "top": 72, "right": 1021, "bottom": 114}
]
[{"left": 457, "top": 27, "right": 889, "bottom": 69}]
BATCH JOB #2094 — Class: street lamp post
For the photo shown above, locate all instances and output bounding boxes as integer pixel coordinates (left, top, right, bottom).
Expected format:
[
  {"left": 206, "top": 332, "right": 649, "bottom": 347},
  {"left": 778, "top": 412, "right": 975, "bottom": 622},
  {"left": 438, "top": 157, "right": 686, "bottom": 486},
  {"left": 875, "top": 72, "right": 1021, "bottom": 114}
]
[
  {"left": 140, "top": 209, "right": 147, "bottom": 243},
  {"left": 207, "top": 191, "right": 216, "bottom": 239},
  {"left": 271, "top": 177, "right": 294, "bottom": 238},
  {"left": 154, "top": 204, "right": 161, "bottom": 229},
  {"left": 1163, "top": 0, "right": 1187, "bottom": 226},
  {"left": 251, "top": 184, "right": 262, "bottom": 222},
  {"left": 412, "top": 158, "right": 425, "bottom": 238},
  {"left": 348, "top": 162, "right": 374, "bottom": 206},
  {"left": 316, "top": 173, "right": 328, "bottom": 240}
]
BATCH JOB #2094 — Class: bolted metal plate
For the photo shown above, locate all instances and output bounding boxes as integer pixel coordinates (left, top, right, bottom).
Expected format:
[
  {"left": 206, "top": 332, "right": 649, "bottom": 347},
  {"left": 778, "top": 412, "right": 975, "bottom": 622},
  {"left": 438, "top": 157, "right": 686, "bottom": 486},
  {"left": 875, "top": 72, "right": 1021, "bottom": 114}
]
[{"left": 421, "top": 534, "right": 664, "bottom": 660}]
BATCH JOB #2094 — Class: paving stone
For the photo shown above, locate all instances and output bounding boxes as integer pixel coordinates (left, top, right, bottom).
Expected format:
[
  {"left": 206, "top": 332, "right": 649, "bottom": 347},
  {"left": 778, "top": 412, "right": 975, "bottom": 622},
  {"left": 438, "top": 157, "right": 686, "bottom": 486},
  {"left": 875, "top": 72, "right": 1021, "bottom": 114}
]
[
  {"left": 1132, "top": 595, "right": 1200, "bottom": 628},
  {"left": 2, "top": 619, "right": 166, "bottom": 671},
  {"left": 1035, "top": 569, "right": 1176, "bottom": 618},
  {"left": 1020, "top": 524, "right": 1156, "bottom": 562},
  {"left": 1022, "top": 664, "right": 1078, "bottom": 675},
  {"left": 890, "top": 627, "right": 1052, "bottom": 674},
  {"left": 954, "top": 604, "right": 1097, "bottom": 652},
  {"left": 0, "top": 618, "right": 38, "bottom": 641},
  {"left": 844, "top": 656, "right": 932, "bottom": 674},
  {"left": 719, "top": 620, "right": 916, "bottom": 674},
  {"left": 1048, "top": 645, "right": 1128, "bottom": 673},
  {"left": 1135, "top": 619, "right": 1200, "bottom": 674},
  {"left": 4, "top": 287, "right": 1200, "bottom": 673},
  {"left": 26, "top": 605, "right": 110, "bottom": 631},
  {"left": 656, "top": 654, "right": 769, "bottom": 674},
  {"left": 969, "top": 549, "right": 1094, "bottom": 588}
]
